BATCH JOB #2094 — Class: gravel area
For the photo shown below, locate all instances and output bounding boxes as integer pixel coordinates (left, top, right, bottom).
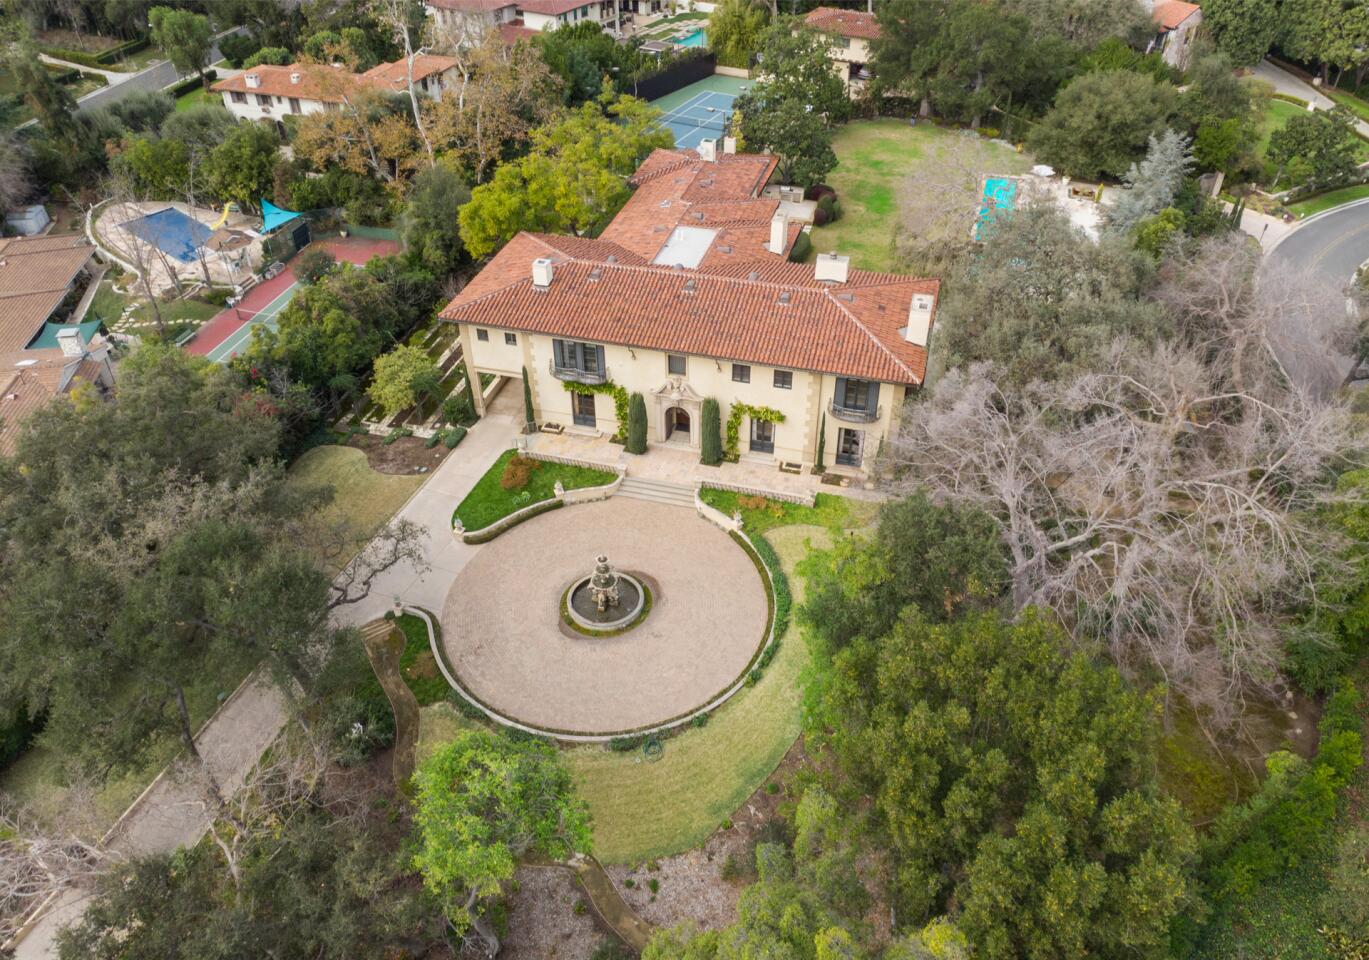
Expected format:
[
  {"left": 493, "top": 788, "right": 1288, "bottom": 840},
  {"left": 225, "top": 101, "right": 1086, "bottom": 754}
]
[{"left": 504, "top": 866, "right": 617, "bottom": 960}]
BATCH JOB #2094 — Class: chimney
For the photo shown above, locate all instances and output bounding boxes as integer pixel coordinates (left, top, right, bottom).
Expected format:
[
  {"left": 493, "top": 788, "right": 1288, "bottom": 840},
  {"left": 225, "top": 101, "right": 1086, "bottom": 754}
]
[
  {"left": 245, "top": 73, "right": 260, "bottom": 88},
  {"left": 531, "top": 257, "right": 554, "bottom": 288},
  {"left": 815, "top": 251, "right": 849, "bottom": 284},
  {"left": 56, "top": 327, "right": 86, "bottom": 358},
  {"left": 698, "top": 138, "right": 717, "bottom": 162},
  {"left": 906, "top": 293, "right": 934, "bottom": 346},
  {"left": 290, "top": 72, "right": 302, "bottom": 84},
  {"left": 769, "top": 214, "right": 787, "bottom": 255},
  {"left": 722, "top": 136, "right": 737, "bottom": 155}
]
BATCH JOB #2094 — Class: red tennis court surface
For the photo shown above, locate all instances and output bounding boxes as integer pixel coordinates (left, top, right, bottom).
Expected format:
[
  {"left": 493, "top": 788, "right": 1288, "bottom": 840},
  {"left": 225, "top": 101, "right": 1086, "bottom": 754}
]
[{"left": 185, "top": 236, "right": 399, "bottom": 358}]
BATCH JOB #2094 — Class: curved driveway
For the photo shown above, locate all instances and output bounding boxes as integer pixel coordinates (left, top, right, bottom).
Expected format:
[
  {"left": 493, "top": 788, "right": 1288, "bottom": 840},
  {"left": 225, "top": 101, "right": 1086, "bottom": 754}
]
[{"left": 1269, "top": 200, "right": 1369, "bottom": 280}]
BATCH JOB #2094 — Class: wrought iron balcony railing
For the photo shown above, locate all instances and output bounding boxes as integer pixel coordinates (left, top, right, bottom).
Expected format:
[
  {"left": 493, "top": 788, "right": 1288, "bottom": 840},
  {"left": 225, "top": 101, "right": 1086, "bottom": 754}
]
[
  {"left": 549, "top": 360, "right": 609, "bottom": 385},
  {"left": 829, "top": 399, "right": 880, "bottom": 423}
]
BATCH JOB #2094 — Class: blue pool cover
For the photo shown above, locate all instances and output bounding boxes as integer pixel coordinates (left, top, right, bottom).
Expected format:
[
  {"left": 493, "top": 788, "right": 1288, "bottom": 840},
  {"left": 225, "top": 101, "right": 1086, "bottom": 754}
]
[
  {"left": 974, "top": 176, "right": 1018, "bottom": 240},
  {"left": 121, "top": 207, "right": 212, "bottom": 264}
]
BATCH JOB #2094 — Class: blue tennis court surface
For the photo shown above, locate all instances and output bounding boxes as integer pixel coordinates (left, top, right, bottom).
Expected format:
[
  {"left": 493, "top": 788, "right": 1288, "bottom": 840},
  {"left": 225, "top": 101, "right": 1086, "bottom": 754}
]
[
  {"left": 121, "top": 207, "right": 213, "bottom": 263},
  {"left": 974, "top": 176, "right": 1019, "bottom": 240},
  {"left": 657, "top": 89, "right": 736, "bottom": 149}
]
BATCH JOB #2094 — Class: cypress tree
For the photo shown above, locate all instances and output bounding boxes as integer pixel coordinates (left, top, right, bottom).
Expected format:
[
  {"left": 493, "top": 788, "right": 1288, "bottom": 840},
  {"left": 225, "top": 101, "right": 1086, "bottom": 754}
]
[
  {"left": 814, "top": 412, "right": 826, "bottom": 472},
  {"left": 700, "top": 397, "right": 722, "bottom": 465},
  {"left": 521, "top": 367, "right": 535, "bottom": 431},
  {"left": 626, "top": 392, "right": 648, "bottom": 454}
]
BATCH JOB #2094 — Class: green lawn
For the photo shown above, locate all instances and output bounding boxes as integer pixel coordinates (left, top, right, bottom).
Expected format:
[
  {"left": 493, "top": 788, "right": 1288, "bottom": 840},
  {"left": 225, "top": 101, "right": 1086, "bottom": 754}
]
[
  {"left": 283, "top": 444, "right": 425, "bottom": 573},
  {"left": 810, "top": 119, "right": 1031, "bottom": 273},
  {"left": 699, "top": 488, "right": 878, "bottom": 537},
  {"left": 565, "top": 523, "right": 830, "bottom": 863},
  {"left": 174, "top": 86, "right": 220, "bottom": 112},
  {"left": 453, "top": 449, "right": 616, "bottom": 530},
  {"left": 1326, "top": 86, "right": 1369, "bottom": 124},
  {"left": 1288, "top": 182, "right": 1369, "bottom": 217},
  {"left": 133, "top": 297, "right": 220, "bottom": 330},
  {"left": 1256, "top": 98, "right": 1311, "bottom": 160}
]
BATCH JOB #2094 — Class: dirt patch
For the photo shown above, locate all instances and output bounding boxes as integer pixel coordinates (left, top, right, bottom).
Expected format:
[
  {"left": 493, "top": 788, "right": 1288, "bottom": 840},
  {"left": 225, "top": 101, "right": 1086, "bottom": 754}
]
[
  {"left": 607, "top": 738, "right": 813, "bottom": 931},
  {"left": 404, "top": 650, "right": 440, "bottom": 681},
  {"left": 345, "top": 433, "right": 451, "bottom": 475},
  {"left": 505, "top": 866, "right": 618, "bottom": 960}
]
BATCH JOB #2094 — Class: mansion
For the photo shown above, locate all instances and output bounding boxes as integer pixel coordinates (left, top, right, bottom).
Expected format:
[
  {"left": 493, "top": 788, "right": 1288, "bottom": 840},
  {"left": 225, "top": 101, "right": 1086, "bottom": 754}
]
[{"left": 441, "top": 143, "right": 939, "bottom": 477}]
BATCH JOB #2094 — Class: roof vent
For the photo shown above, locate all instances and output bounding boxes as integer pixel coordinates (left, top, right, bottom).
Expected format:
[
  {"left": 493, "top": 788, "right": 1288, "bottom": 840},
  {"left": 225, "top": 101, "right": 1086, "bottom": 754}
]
[
  {"left": 290, "top": 72, "right": 302, "bottom": 84},
  {"left": 532, "top": 257, "right": 554, "bottom": 289},
  {"left": 683, "top": 279, "right": 697, "bottom": 293},
  {"left": 245, "top": 72, "right": 261, "bottom": 88},
  {"left": 588, "top": 268, "right": 602, "bottom": 281},
  {"left": 747, "top": 271, "right": 760, "bottom": 281},
  {"left": 659, "top": 199, "right": 672, "bottom": 208},
  {"left": 837, "top": 292, "right": 855, "bottom": 302},
  {"left": 693, "top": 212, "right": 705, "bottom": 221},
  {"left": 671, "top": 263, "right": 683, "bottom": 271},
  {"left": 718, "top": 244, "right": 733, "bottom": 254},
  {"left": 606, "top": 255, "right": 617, "bottom": 264},
  {"left": 777, "top": 291, "right": 791, "bottom": 305}
]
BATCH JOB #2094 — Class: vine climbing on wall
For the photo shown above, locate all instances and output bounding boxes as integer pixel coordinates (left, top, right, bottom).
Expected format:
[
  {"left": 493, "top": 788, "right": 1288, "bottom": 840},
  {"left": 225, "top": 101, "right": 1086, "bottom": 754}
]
[
  {"left": 724, "top": 402, "right": 786, "bottom": 460},
  {"left": 562, "top": 380, "right": 631, "bottom": 438}
]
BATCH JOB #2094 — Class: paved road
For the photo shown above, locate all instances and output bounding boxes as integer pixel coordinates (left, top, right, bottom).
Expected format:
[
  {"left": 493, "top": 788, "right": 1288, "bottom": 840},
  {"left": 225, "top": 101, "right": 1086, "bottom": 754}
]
[
  {"left": 1269, "top": 200, "right": 1369, "bottom": 281},
  {"left": 49, "top": 29, "right": 240, "bottom": 114}
]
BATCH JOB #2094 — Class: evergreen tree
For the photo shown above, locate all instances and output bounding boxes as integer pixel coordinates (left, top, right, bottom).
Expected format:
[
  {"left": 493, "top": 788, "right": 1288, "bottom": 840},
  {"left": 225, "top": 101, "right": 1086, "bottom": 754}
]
[
  {"left": 700, "top": 398, "right": 722, "bottom": 466},
  {"left": 522, "top": 368, "right": 535, "bottom": 430},
  {"left": 814, "top": 412, "right": 826, "bottom": 471},
  {"left": 626, "top": 392, "right": 648, "bottom": 454}
]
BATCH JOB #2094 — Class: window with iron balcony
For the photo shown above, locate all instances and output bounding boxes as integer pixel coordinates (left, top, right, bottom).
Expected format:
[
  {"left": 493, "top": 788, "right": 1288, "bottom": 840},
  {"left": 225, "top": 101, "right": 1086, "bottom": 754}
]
[
  {"left": 550, "top": 338, "right": 609, "bottom": 384},
  {"left": 830, "top": 377, "right": 881, "bottom": 423}
]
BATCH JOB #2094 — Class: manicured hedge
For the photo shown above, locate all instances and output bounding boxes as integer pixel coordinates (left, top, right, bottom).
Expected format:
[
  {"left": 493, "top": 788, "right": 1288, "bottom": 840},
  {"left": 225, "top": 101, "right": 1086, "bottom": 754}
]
[
  {"left": 459, "top": 497, "right": 564, "bottom": 544},
  {"left": 167, "top": 69, "right": 217, "bottom": 99}
]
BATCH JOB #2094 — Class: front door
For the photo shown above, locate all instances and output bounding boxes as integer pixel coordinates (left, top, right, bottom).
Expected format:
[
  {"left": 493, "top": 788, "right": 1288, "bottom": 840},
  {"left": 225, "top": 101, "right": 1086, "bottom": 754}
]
[
  {"left": 573, "top": 392, "right": 596, "bottom": 427},
  {"left": 666, "top": 406, "right": 691, "bottom": 442},
  {"left": 836, "top": 428, "right": 863, "bottom": 467}
]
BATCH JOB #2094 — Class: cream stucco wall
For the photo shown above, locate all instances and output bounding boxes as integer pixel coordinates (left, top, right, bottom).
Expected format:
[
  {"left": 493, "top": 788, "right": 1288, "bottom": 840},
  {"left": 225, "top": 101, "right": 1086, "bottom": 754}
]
[
  {"left": 220, "top": 89, "right": 335, "bottom": 121},
  {"left": 459, "top": 322, "right": 907, "bottom": 473},
  {"left": 523, "top": 3, "right": 606, "bottom": 31}
]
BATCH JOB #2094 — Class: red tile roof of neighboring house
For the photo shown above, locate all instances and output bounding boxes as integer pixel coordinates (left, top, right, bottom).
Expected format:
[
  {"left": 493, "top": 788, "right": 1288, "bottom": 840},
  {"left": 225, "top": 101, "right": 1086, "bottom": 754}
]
[
  {"left": 213, "top": 55, "right": 456, "bottom": 102},
  {"left": 0, "top": 348, "right": 103, "bottom": 456},
  {"left": 360, "top": 54, "right": 460, "bottom": 92},
  {"left": 0, "top": 234, "right": 94, "bottom": 353},
  {"left": 498, "top": 20, "right": 541, "bottom": 43},
  {"left": 425, "top": 0, "right": 518, "bottom": 10},
  {"left": 517, "top": 0, "right": 599, "bottom": 13},
  {"left": 1153, "top": 0, "right": 1200, "bottom": 30},
  {"left": 441, "top": 231, "right": 938, "bottom": 384},
  {"left": 804, "top": 6, "right": 881, "bottom": 40}
]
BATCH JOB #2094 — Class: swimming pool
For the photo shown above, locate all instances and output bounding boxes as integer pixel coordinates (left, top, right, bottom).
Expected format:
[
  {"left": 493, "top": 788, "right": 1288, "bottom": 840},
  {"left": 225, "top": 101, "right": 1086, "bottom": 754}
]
[
  {"left": 677, "top": 28, "right": 707, "bottom": 47},
  {"left": 974, "top": 176, "right": 1018, "bottom": 240},
  {"left": 120, "top": 207, "right": 213, "bottom": 264}
]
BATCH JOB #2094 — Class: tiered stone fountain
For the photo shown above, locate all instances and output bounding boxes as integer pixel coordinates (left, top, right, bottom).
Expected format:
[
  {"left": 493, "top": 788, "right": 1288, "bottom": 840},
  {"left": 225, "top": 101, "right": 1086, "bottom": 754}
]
[{"left": 565, "top": 554, "right": 645, "bottom": 632}]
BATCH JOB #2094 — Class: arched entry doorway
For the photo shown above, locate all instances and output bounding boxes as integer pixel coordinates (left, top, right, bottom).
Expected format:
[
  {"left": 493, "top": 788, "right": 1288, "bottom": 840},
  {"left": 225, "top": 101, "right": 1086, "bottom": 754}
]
[{"left": 665, "top": 406, "right": 691, "bottom": 442}]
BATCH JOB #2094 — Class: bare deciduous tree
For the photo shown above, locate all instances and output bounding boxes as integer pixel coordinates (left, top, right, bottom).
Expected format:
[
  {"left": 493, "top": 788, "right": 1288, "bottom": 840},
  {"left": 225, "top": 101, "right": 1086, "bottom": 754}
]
[
  {"left": 373, "top": 0, "right": 436, "bottom": 166},
  {"left": 0, "top": 796, "right": 119, "bottom": 944},
  {"left": 887, "top": 339, "right": 1355, "bottom": 726},
  {"left": 1155, "top": 233, "right": 1361, "bottom": 401}
]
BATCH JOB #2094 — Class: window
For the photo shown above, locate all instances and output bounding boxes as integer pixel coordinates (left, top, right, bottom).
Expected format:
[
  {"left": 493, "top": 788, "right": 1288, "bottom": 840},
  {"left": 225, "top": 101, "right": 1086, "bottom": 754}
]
[
  {"left": 551, "top": 339, "right": 606, "bottom": 382},
  {"left": 732, "top": 363, "right": 750, "bottom": 383},
  {"left": 256, "top": 93, "right": 272, "bottom": 107},
  {"left": 668, "top": 354, "right": 687, "bottom": 376},
  {"left": 749, "top": 419, "right": 775, "bottom": 454},
  {"left": 476, "top": 328, "right": 489, "bottom": 342},
  {"left": 504, "top": 332, "right": 517, "bottom": 346},
  {"left": 230, "top": 90, "right": 247, "bottom": 104},
  {"left": 773, "top": 370, "right": 792, "bottom": 390},
  {"left": 288, "top": 97, "right": 301, "bottom": 114},
  {"left": 572, "top": 391, "right": 596, "bottom": 427},
  {"left": 836, "top": 427, "right": 863, "bottom": 466}
]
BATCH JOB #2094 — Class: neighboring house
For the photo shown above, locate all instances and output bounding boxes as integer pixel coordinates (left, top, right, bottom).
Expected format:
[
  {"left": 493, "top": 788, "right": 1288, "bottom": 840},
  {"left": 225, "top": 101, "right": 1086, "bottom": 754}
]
[
  {"left": 441, "top": 143, "right": 939, "bottom": 477},
  {"left": 803, "top": 6, "right": 879, "bottom": 95},
  {"left": 423, "top": 0, "right": 616, "bottom": 38},
  {"left": 211, "top": 55, "right": 460, "bottom": 122},
  {"left": 4, "top": 205, "right": 50, "bottom": 236},
  {"left": 1150, "top": 0, "right": 1201, "bottom": 70},
  {"left": 0, "top": 233, "right": 97, "bottom": 353},
  {"left": 0, "top": 328, "right": 115, "bottom": 457}
]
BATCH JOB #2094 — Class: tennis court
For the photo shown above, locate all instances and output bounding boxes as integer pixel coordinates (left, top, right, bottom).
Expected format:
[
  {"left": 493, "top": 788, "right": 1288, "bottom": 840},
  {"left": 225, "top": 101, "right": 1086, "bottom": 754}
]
[
  {"left": 120, "top": 207, "right": 213, "bottom": 264},
  {"left": 649, "top": 74, "right": 750, "bottom": 150},
  {"left": 203, "top": 279, "right": 297, "bottom": 363}
]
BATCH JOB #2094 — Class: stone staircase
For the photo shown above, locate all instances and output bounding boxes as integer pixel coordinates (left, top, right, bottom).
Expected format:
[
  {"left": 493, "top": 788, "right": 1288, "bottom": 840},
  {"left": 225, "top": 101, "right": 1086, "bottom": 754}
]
[{"left": 614, "top": 475, "right": 696, "bottom": 508}]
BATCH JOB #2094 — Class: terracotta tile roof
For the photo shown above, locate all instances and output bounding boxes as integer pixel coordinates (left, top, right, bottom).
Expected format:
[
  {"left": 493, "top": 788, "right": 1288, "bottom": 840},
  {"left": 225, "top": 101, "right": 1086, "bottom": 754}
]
[
  {"left": 0, "top": 234, "right": 94, "bottom": 352},
  {"left": 603, "top": 148, "right": 786, "bottom": 262},
  {"left": 498, "top": 20, "right": 541, "bottom": 43},
  {"left": 213, "top": 56, "right": 456, "bottom": 102},
  {"left": 518, "top": 0, "right": 599, "bottom": 13},
  {"left": 360, "top": 54, "right": 459, "bottom": 92},
  {"left": 1153, "top": 0, "right": 1200, "bottom": 30},
  {"left": 0, "top": 349, "right": 76, "bottom": 457},
  {"left": 804, "top": 6, "right": 881, "bottom": 40},
  {"left": 425, "top": 0, "right": 518, "bottom": 10},
  {"left": 440, "top": 232, "right": 938, "bottom": 384}
]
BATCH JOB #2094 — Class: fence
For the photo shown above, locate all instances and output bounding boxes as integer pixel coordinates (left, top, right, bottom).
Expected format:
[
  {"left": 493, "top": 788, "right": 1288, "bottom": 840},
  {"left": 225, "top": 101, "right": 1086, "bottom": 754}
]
[{"left": 631, "top": 52, "right": 717, "bottom": 102}]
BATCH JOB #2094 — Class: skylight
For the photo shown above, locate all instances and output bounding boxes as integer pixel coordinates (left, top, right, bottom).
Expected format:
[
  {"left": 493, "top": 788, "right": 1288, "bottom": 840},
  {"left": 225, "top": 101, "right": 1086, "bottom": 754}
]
[{"left": 652, "top": 226, "right": 717, "bottom": 269}]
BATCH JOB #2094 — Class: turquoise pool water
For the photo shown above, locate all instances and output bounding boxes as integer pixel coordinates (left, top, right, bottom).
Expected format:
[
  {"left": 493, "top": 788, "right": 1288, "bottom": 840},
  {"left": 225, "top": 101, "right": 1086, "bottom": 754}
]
[
  {"left": 974, "top": 176, "right": 1018, "bottom": 240},
  {"left": 677, "top": 28, "right": 707, "bottom": 47}
]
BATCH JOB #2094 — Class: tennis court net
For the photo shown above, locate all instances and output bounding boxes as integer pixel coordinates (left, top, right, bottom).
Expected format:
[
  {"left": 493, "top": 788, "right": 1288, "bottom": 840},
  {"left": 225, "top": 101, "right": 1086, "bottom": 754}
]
[{"left": 659, "top": 105, "right": 729, "bottom": 132}]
